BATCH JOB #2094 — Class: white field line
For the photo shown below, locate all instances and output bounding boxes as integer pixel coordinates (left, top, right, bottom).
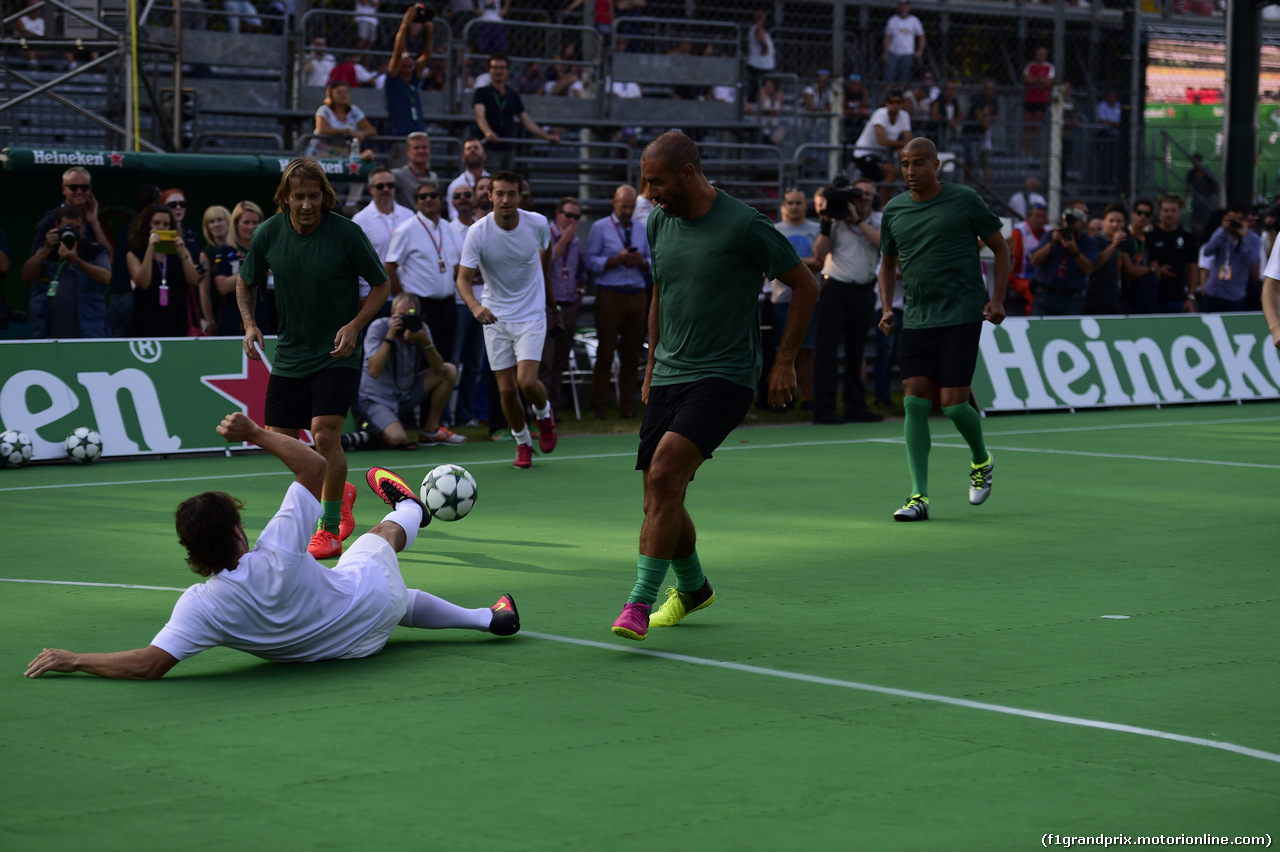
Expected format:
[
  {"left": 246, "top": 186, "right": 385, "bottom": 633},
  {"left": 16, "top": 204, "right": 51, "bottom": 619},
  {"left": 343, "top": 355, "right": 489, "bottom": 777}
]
[
  {"left": 4, "top": 576, "right": 1277, "bottom": 766},
  {"left": 2, "top": 414, "right": 1277, "bottom": 493}
]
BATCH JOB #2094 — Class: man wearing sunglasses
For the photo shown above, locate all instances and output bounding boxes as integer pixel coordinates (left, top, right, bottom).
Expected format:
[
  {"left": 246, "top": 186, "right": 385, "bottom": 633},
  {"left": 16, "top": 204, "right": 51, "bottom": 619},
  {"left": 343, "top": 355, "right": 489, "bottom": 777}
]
[
  {"left": 353, "top": 165, "right": 415, "bottom": 312},
  {"left": 386, "top": 180, "right": 462, "bottom": 367},
  {"left": 1120, "top": 199, "right": 1160, "bottom": 314},
  {"left": 31, "top": 166, "right": 112, "bottom": 266}
]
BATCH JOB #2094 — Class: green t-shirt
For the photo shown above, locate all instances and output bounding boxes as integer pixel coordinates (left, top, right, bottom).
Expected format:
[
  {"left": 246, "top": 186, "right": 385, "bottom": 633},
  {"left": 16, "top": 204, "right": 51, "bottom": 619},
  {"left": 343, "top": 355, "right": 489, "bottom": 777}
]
[
  {"left": 241, "top": 212, "right": 387, "bottom": 377},
  {"left": 879, "top": 182, "right": 1002, "bottom": 329},
  {"left": 647, "top": 191, "right": 802, "bottom": 389}
]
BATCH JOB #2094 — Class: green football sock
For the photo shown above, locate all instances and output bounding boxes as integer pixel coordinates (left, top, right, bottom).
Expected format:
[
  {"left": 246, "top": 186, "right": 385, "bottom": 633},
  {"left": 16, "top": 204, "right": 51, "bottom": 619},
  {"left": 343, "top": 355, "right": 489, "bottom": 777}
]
[
  {"left": 942, "top": 402, "right": 988, "bottom": 465},
  {"left": 321, "top": 500, "right": 343, "bottom": 534},
  {"left": 671, "top": 549, "right": 705, "bottom": 593},
  {"left": 903, "top": 395, "right": 933, "bottom": 497},
  {"left": 628, "top": 555, "right": 670, "bottom": 606}
]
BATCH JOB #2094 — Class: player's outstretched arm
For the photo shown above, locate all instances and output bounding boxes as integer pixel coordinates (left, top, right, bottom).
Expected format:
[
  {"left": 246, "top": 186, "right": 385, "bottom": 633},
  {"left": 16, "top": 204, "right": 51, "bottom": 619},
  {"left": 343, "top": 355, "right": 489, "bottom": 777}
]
[
  {"left": 218, "top": 412, "right": 325, "bottom": 500},
  {"left": 26, "top": 645, "right": 178, "bottom": 680}
]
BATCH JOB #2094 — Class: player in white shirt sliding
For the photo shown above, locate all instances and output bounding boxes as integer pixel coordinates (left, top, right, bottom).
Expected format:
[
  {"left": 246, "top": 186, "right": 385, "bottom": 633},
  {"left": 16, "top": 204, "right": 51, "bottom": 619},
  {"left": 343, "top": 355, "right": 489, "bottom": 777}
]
[
  {"left": 456, "top": 170, "right": 559, "bottom": 469},
  {"left": 24, "top": 412, "right": 518, "bottom": 680}
]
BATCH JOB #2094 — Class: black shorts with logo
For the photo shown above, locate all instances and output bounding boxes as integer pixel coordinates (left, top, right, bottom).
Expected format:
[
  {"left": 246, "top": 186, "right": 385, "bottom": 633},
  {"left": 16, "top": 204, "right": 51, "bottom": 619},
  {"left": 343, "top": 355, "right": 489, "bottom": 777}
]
[
  {"left": 636, "top": 378, "right": 754, "bottom": 471},
  {"left": 898, "top": 321, "right": 984, "bottom": 388},
  {"left": 264, "top": 367, "right": 360, "bottom": 430}
]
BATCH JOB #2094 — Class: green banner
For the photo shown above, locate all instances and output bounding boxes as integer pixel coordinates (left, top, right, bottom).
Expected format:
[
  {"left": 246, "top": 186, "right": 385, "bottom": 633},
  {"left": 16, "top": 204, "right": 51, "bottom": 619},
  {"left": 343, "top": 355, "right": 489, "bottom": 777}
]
[
  {"left": 974, "top": 315, "right": 1280, "bottom": 411},
  {"left": 0, "top": 336, "right": 289, "bottom": 461},
  {"left": 1, "top": 148, "right": 372, "bottom": 181}
]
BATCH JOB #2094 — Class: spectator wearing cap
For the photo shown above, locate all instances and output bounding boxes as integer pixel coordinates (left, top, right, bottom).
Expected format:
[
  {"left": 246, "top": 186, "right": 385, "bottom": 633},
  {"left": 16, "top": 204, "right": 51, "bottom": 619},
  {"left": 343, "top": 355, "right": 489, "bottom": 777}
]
[{"left": 1029, "top": 206, "right": 1096, "bottom": 316}]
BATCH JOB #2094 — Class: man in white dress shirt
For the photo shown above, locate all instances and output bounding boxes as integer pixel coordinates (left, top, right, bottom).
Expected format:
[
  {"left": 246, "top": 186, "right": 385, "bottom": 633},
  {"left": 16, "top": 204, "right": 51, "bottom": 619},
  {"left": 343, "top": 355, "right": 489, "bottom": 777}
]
[
  {"left": 447, "top": 137, "right": 490, "bottom": 221},
  {"left": 352, "top": 165, "right": 414, "bottom": 313},
  {"left": 386, "top": 178, "right": 463, "bottom": 363}
]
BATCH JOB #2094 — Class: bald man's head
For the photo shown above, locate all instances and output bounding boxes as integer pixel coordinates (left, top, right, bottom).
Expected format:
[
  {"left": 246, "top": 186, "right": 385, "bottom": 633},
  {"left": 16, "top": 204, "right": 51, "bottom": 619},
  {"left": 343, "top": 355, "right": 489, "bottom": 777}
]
[
  {"left": 901, "top": 136, "right": 935, "bottom": 160},
  {"left": 613, "top": 184, "right": 638, "bottom": 222},
  {"left": 641, "top": 131, "right": 702, "bottom": 176}
]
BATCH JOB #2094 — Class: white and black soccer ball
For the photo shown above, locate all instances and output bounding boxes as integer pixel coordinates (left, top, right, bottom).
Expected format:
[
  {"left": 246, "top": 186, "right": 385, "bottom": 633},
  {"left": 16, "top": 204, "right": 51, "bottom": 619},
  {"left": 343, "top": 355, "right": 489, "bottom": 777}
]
[
  {"left": 65, "top": 427, "right": 103, "bottom": 464},
  {"left": 0, "top": 430, "right": 34, "bottom": 468},
  {"left": 420, "top": 463, "right": 477, "bottom": 521}
]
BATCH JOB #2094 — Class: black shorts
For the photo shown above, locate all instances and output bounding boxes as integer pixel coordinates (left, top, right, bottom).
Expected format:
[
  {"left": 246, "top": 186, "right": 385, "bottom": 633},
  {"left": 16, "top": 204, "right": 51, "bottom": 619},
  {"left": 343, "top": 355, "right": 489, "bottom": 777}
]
[
  {"left": 636, "top": 378, "right": 754, "bottom": 471},
  {"left": 264, "top": 367, "right": 360, "bottom": 430},
  {"left": 898, "top": 321, "right": 983, "bottom": 388}
]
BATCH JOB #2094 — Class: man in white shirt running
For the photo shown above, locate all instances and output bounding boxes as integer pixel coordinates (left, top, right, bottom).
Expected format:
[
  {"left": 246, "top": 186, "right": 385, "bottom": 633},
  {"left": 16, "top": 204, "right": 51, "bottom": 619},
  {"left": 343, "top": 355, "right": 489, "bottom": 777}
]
[
  {"left": 25, "top": 413, "right": 518, "bottom": 680},
  {"left": 457, "top": 170, "right": 558, "bottom": 469},
  {"left": 352, "top": 165, "right": 414, "bottom": 310}
]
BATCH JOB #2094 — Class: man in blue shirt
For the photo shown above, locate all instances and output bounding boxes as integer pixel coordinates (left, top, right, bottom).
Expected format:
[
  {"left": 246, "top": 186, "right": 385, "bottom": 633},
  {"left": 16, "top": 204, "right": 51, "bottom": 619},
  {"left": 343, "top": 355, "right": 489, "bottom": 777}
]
[
  {"left": 1029, "top": 206, "right": 1097, "bottom": 316},
  {"left": 385, "top": 6, "right": 434, "bottom": 167},
  {"left": 584, "top": 185, "right": 651, "bottom": 419},
  {"left": 1198, "top": 204, "right": 1262, "bottom": 313}
]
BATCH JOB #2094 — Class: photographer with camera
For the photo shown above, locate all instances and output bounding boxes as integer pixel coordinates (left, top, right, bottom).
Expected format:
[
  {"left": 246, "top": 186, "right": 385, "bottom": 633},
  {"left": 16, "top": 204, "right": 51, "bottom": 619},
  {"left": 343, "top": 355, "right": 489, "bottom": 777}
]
[
  {"left": 21, "top": 204, "right": 111, "bottom": 339},
  {"left": 347, "top": 293, "right": 465, "bottom": 450},
  {"left": 1197, "top": 203, "right": 1261, "bottom": 313},
  {"left": 1027, "top": 206, "right": 1097, "bottom": 316},
  {"left": 811, "top": 176, "right": 884, "bottom": 424}
]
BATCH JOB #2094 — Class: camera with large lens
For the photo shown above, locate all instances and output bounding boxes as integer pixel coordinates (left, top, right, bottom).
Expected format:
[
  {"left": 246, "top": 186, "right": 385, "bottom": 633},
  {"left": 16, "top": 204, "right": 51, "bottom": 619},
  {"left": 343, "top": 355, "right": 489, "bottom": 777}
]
[
  {"left": 399, "top": 311, "right": 423, "bottom": 333},
  {"left": 57, "top": 225, "right": 78, "bottom": 251},
  {"left": 822, "top": 175, "right": 864, "bottom": 222}
]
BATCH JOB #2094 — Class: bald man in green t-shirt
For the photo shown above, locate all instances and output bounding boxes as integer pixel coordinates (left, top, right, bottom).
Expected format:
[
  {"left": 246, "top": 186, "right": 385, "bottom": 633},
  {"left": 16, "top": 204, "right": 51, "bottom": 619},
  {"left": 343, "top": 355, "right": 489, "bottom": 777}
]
[
  {"left": 609, "top": 132, "right": 819, "bottom": 642},
  {"left": 877, "top": 137, "right": 1010, "bottom": 522}
]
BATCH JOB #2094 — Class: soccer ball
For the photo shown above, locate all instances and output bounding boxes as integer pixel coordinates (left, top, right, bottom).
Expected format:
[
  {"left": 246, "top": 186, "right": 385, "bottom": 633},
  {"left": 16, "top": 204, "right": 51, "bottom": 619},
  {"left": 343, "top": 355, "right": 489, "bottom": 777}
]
[
  {"left": 420, "top": 463, "right": 477, "bottom": 521},
  {"left": 0, "top": 430, "right": 34, "bottom": 467},
  {"left": 65, "top": 427, "right": 103, "bottom": 463}
]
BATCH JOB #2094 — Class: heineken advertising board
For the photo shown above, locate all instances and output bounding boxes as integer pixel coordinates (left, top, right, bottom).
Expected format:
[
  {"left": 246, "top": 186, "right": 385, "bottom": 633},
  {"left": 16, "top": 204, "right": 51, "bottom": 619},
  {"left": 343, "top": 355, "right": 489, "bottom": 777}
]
[
  {"left": 0, "top": 337, "right": 289, "bottom": 461},
  {"left": 975, "top": 315, "right": 1280, "bottom": 412}
]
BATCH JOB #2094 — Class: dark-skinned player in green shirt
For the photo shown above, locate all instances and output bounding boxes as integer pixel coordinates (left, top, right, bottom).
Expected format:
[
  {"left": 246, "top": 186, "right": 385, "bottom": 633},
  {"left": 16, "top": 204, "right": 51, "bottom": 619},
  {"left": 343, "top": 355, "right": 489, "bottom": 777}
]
[
  {"left": 877, "top": 136, "right": 1010, "bottom": 522},
  {"left": 610, "top": 131, "right": 819, "bottom": 641}
]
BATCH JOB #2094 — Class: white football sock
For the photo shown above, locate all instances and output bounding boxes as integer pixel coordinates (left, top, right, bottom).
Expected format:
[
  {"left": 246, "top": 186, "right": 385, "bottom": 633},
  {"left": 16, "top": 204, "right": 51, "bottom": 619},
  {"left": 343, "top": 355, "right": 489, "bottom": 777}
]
[
  {"left": 397, "top": 588, "right": 492, "bottom": 630},
  {"left": 384, "top": 502, "right": 422, "bottom": 549},
  {"left": 511, "top": 426, "right": 532, "bottom": 446},
  {"left": 533, "top": 401, "right": 551, "bottom": 419}
]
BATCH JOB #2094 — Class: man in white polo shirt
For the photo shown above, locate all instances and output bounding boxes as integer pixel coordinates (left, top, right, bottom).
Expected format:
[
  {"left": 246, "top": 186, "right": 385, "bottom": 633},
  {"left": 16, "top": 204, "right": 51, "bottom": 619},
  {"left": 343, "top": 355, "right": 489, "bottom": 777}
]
[
  {"left": 352, "top": 165, "right": 414, "bottom": 312},
  {"left": 456, "top": 170, "right": 558, "bottom": 469},
  {"left": 386, "top": 178, "right": 462, "bottom": 365}
]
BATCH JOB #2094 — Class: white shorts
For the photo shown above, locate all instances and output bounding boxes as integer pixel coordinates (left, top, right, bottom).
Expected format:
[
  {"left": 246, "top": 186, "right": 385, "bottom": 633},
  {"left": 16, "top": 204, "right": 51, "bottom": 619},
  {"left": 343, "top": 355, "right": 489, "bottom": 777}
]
[
  {"left": 482, "top": 317, "right": 546, "bottom": 371},
  {"left": 332, "top": 533, "right": 409, "bottom": 659}
]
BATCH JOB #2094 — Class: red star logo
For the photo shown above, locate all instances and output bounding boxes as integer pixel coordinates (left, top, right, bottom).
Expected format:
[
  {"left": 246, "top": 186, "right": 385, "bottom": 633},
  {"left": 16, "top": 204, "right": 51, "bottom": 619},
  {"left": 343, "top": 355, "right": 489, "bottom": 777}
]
[
  {"left": 347, "top": 160, "right": 362, "bottom": 175},
  {"left": 202, "top": 347, "right": 312, "bottom": 446},
  {"left": 109, "top": 151, "right": 124, "bottom": 166}
]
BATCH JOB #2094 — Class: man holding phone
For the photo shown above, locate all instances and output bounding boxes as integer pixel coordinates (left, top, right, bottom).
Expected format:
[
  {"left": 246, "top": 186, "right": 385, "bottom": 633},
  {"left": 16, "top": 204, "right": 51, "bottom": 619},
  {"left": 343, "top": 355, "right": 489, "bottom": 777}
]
[{"left": 584, "top": 184, "right": 651, "bottom": 419}]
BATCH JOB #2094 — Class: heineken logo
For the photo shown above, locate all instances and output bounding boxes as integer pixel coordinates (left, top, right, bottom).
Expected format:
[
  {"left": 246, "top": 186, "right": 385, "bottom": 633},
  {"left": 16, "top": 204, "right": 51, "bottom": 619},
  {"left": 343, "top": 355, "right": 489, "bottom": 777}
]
[
  {"left": 976, "top": 316, "right": 1280, "bottom": 411},
  {"left": 275, "top": 157, "right": 354, "bottom": 175},
  {"left": 31, "top": 150, "right": 106, "bottom": 166}
]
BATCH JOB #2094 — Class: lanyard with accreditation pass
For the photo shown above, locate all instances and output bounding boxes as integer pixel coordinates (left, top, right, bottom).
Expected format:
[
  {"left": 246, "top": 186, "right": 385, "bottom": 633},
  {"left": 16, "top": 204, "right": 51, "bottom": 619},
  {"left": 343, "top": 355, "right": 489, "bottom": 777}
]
[{"left": 417, "top": 213, "right": 448, "bottom": 274}]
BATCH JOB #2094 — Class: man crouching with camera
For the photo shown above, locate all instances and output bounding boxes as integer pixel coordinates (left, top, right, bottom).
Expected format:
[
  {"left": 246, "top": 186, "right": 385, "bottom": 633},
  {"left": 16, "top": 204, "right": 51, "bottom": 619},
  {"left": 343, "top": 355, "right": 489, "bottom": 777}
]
[
  {"left": 21, "top": 204, "right": 111, "bottom": 339},
  {"left": 1028, "top": 206, "right": 1097, "bottom": 317},
  {"left": 346, "top": 293, "right": 466, "bottom": 451},
  {"left": 811, "top": 176, "right": 885, "bottom": 424}
]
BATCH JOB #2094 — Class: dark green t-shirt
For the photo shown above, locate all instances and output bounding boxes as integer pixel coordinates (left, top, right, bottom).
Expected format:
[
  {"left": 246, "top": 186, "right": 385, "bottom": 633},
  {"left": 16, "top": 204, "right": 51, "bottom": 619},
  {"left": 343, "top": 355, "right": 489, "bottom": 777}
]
[
  {"left": 647, "top": 190, "right": 802, "bottom": 389},
  {"left": 241, "top": 211, "right": 387, "bottom": 377},
  {"left": 879, "top": 182, "right": 1002, "bottom": 329}
]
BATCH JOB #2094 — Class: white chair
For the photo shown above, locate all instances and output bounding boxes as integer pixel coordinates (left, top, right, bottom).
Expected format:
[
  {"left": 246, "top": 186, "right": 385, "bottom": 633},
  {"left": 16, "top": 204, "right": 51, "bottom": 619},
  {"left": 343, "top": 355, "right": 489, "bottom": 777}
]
[{"left": 564, "top": 330, "right": 620, "bottom": 420}]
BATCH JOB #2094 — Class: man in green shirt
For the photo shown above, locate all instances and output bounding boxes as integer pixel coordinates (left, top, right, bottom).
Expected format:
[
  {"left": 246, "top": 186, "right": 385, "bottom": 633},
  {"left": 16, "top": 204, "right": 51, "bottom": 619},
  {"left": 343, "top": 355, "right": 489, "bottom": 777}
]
[
  {"left": 610, "top": 131, "right": 819, "bottom": 642},
  {"left": 238, "top": 158, "right": 391, "bottom": 559},
  {"left": 876, "top": 137, "right": 1010, "bottom": 522}
]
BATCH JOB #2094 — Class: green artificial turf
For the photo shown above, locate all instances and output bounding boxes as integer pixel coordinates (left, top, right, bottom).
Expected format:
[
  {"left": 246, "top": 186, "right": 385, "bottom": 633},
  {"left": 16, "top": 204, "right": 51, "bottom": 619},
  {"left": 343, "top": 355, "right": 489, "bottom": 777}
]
[{"left": 2, "top": 404, "right": 1277, "bottom": 851}]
